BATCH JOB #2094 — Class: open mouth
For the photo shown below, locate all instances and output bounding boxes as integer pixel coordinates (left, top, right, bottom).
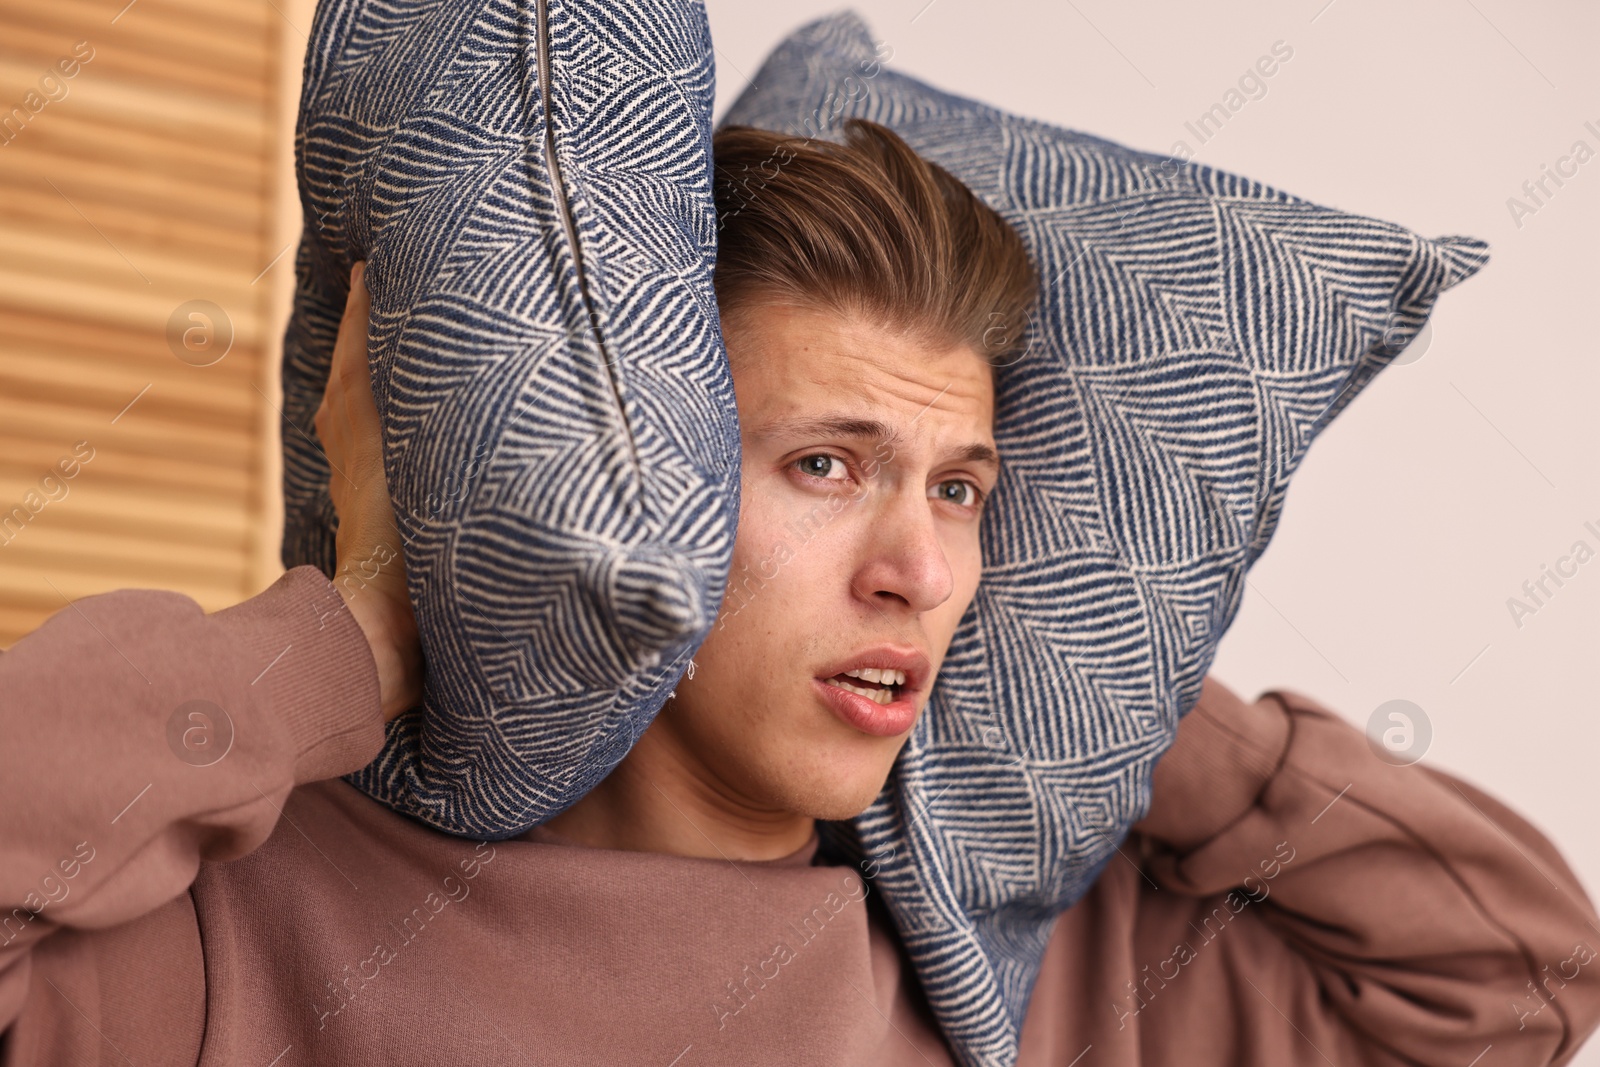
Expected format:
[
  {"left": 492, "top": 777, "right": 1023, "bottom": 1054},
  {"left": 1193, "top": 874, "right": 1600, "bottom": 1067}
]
[{"left": 821, "top": 670, "right": 905, "bottom": 706}]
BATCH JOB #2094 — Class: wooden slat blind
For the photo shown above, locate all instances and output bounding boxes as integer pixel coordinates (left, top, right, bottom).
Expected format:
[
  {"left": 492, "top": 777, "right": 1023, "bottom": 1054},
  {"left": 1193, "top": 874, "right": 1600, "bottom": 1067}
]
[{"left": 0, "top": 0, "right": 309, "bottom": 646}]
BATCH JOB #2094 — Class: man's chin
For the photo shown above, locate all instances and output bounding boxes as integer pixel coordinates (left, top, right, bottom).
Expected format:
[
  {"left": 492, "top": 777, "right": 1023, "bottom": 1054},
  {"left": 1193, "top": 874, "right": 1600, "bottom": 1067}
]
[
  {"left": 783, "top": 763, "right": 897, "bottom": 822},
  {"left": 755, "top": 713, "right": 908, "bottom": 821},
  {"left": 795, "top": 795, "right": 878, "bottom": 822}
]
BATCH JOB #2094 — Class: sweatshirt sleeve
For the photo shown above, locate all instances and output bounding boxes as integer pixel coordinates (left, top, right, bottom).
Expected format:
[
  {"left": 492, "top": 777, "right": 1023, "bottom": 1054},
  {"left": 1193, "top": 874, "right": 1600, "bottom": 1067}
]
[
  {"left": 0, "top": 564, "right": 387, "bottom": 1034},
  {"left": 1124, "top": 675, "right": 1600, "bottom": 1067}
]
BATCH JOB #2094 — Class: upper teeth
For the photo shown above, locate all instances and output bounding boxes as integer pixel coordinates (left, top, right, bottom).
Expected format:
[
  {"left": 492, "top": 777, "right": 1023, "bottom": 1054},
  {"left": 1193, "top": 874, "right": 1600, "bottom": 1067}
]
[{"left": 843, "top": 667, "right": 905, "bottom": 687}]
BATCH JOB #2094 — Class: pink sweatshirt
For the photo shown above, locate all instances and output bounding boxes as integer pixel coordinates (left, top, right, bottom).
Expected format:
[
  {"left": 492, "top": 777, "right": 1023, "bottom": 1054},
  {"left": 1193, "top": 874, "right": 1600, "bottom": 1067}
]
[{"left": 2, "top": 565, "right": 1597, "bottom": 1066}]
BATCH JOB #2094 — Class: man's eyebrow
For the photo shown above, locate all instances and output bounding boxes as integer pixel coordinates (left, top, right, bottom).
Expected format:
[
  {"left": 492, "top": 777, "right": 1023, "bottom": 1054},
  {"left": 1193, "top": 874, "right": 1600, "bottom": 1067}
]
[{"left": 751, "top": 414, "right": 1001, "bottom": 472}]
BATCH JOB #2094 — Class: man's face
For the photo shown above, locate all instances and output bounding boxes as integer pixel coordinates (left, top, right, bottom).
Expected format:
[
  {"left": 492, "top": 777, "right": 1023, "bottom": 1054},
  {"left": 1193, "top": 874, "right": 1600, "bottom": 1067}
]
[{"left": 653, "top": 302, "right": 999, "bottom": 821}]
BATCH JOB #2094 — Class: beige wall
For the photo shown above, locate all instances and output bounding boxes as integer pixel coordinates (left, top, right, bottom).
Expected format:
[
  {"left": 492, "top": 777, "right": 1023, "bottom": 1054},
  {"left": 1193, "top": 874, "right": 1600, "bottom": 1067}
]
[{"left": 0, "top": 0, "right": 311, "bottom": 645}]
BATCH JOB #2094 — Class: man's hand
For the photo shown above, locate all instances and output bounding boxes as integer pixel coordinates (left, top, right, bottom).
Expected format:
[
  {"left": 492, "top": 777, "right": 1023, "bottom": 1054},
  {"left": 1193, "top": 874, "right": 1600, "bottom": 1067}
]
[{"left": 313, "top": 261, "right": 423, "bottom": 723}]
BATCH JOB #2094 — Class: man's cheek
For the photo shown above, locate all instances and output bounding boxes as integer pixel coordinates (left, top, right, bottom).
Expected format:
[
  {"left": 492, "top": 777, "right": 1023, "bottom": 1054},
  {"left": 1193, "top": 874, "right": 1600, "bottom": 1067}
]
[{"left": 755, "top": 538, "right": 793, "bottom": 581}]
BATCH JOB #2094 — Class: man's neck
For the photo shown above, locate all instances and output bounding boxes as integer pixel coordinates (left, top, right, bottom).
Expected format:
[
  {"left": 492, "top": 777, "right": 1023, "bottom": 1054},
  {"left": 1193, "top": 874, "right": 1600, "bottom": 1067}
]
[{"left": 542, "top": 721, "right": 816, "bottom": 863}]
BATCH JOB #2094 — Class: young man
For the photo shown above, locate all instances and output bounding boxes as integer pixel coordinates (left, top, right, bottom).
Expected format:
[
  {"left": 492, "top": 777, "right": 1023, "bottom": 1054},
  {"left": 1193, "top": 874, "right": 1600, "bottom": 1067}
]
[{"left": 2, "top": 121, "right": 1597, "bottom": 1067}]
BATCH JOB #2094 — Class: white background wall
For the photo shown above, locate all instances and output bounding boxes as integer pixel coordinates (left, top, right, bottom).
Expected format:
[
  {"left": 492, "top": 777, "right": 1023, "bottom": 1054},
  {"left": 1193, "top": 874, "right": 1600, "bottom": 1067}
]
[{"left": 706, "top": 3, "right": 1599, "bottom": 1059}]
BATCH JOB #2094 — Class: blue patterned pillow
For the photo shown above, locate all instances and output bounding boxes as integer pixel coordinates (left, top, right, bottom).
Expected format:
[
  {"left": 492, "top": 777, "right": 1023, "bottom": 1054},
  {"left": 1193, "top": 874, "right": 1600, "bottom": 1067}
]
[
  {"left": 720, "top": 11, "right": 1489, "bottom": 1066},
  {"left": 280, "top": 0, "right": 740, "bottom": 829}
]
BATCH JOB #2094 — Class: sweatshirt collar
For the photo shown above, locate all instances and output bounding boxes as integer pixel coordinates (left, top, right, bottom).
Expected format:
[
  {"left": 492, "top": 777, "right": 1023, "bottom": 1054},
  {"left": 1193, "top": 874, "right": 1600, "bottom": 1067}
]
[{"left": 518, "top": 822, "right": 822, "bottom": 868}]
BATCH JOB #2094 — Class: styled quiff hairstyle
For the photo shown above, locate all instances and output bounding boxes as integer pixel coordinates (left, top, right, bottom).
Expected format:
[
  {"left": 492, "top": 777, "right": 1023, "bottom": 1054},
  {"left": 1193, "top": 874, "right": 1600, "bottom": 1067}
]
[{"left": 710, "top": 118, "right": 1038, "bottom": 369}]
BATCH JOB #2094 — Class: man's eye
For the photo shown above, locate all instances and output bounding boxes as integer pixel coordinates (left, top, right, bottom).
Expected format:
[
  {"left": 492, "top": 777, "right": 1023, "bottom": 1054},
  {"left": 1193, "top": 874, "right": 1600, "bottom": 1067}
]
[
  {"left": 793, "top": 454, "right": 849, "bottom": 481},
  {"left": 932, "top": 480, "right": 985, "bottom": 509}
]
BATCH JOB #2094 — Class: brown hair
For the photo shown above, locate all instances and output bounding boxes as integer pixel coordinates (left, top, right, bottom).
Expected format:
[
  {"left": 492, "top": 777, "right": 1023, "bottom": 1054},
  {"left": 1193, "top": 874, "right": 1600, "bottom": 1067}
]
[{"left": 710, "top": 118, "right": 1037, "bottom": 369}]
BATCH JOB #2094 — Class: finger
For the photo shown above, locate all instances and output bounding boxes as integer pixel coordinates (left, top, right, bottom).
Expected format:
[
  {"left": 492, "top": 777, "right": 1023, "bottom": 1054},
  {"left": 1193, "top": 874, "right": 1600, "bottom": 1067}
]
[
  {"left": 321, "top": 263, "right": 363, "bottom": 434},
  {"left": 335, "top": 264, "right": 383, "bottom": 466},
  {"left": 321, "top": 263, "right": 368, "bottom": 501},
  {"left": 315, "top": 375, "right": 341, "bottom": 479},
  {"left": 336, "top": 262, "right": 373, "bottom": 391},
  {"left": 331, "top": 263, "right": 389, "bottom": 525}
]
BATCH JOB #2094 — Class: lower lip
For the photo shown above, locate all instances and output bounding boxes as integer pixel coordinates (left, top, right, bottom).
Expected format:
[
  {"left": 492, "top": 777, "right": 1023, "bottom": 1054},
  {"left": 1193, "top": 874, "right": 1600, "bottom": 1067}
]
[{"left": 813, "top": 677, "right": 918, "bottom": 737}]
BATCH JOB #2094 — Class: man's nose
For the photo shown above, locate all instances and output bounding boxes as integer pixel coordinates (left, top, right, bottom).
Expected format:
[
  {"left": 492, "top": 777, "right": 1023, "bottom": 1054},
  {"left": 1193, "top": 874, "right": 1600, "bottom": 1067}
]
[{"left": 854, "top": 481, "right": 954, "bottom": 614}]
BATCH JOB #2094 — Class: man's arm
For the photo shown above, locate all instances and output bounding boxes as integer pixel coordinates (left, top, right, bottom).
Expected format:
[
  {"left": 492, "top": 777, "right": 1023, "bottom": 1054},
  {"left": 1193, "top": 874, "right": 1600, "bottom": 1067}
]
[
  {"left": 0, "top": 565, "right": 388, "bottom": 1034},
  {"left": 1125, "top": 675, "right": 1600, "bottom": 1066},
  {"left": 1, "top": 260, "right": 414, "bottom": 1038}
]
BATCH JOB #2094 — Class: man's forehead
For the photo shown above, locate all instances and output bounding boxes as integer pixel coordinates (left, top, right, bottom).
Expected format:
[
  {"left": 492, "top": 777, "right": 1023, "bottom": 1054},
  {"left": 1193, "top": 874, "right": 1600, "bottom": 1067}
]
[{"left": 727, "top": 301, "right": 998, "bottom": 466}]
